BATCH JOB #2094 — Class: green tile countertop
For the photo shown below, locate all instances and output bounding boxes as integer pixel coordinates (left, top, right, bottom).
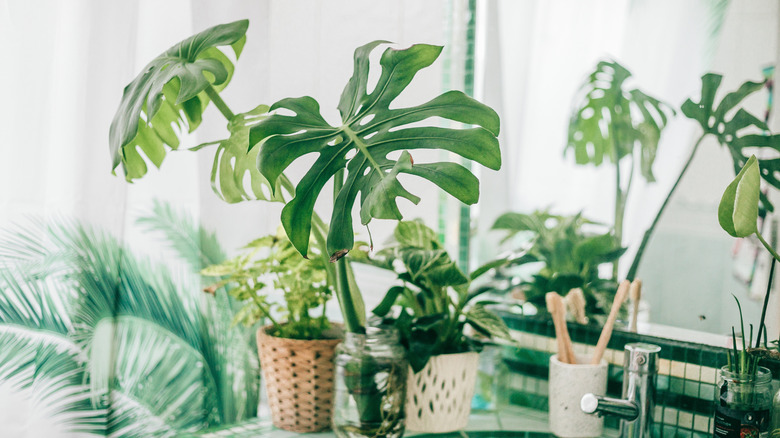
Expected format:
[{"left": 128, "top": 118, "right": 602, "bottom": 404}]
[{"left": 189, "top": 405, "right": 618, "bottom": 437}]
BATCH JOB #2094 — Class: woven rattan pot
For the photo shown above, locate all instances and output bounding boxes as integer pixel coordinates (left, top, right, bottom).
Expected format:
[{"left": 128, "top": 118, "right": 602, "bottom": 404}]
[
  {"left": 405, "top": 351, "right": 479, "bottom": 433},
  {"left": 256, "top": 325, "right": 342, "bottom": 433}
]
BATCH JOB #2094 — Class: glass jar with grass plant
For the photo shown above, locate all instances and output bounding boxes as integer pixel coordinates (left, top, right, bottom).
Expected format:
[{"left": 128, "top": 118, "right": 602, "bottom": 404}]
[
  {"left": 716, "top": 155, "right": 780, "bottom": 438},
  {"left": 714, "top": 297, "right": 773, "bottom": 438}
]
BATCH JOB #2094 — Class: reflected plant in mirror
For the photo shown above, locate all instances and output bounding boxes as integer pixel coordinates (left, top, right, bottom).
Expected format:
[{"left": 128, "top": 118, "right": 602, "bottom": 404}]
[
  {"left": 566, "top": 60, "right": 675, "bottom": 277},
  {"left": 486, "top": 210, "right": 625, "bottom": 320},
  {"left": 629, "top": 73, "right": 780, "bottom": 280}
]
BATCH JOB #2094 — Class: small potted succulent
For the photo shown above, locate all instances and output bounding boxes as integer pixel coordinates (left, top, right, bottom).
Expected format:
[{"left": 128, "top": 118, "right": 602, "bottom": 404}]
[
  {"left": 355, "top": 220, "right": 514, "bottom": 433},
  {"left": 201, "top": 228, "right": 341, "bottom": 432}
]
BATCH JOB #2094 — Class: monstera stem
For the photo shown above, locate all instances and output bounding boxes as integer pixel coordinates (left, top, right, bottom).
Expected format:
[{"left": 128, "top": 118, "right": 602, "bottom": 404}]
[
  {"left": 626, "top": 134, "right": 706, "bottom": 280},
  {"left": 333, "top": 168, "right": 364, "bottom": 334},
  {"left": 205, "top": 85, "right": 235, "bottom": 120},
  {"left": 203, "top": 87, "right": 363, "bottom": 333}
]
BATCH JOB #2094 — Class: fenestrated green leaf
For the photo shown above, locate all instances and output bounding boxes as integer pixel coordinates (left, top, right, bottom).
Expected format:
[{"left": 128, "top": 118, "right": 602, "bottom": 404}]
[
  {"left": 566, "top": 60, "right": 674, "bottom": 182},
  {"left": 109, "top": 20, "right": 248, "bottom": 180},
  {"left": 251, "top": 42, "right": 501, "bottom": 258},
  {"left": 359, "top": 151, "right": 420, "bottom": 224},
  {"left": 205, "top": 105, "right": 285, "bottom": 204},
  {"left": 719, "top": 155, "right": 760, "bottom": 237},
  {"left": 683, "top": 74, "right": 780, "bottom": 211}
]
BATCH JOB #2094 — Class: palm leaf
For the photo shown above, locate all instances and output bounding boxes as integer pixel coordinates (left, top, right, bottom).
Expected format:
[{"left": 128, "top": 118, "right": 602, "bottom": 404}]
[
  {"left": 0, "top": 217, "right": 260, "bottom": 431},
  {"left": 136, "top": 199, "right": 227, "bottom": 272},
  {"left": 250, "top": 41, "right": 501, "bottom": 258},
  {"left": 109, "top": 20, "right": 248, "bottom": 180},
  {"left": 0, "top": 332, "right": 105, "bottom": 435},
  {"left": 94, "top": 318, "right": 218, "bottom": 435}
]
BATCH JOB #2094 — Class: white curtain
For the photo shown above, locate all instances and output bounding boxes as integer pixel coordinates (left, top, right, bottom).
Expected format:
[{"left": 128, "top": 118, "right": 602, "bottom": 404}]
[{"left": 0, "top": 1, "right": 453, "bottom": 436}]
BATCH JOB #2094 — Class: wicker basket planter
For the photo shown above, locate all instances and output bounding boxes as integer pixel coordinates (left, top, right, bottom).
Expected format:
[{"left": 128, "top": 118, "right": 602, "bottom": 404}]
[
  {"left": 405, "top": 351, "right": 480, "bottom": 433},
  {"left": 256, "top": 325, "right": 343, "bottom": 433}
]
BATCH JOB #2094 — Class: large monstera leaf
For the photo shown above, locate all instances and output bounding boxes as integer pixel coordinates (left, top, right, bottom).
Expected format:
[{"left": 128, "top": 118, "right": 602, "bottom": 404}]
[
  {"left": 567, "top": 60, "right": 675, "bottom": 182},
  {"left": 109, "top": 20, "right": 248, "bottom": 181},
  {"left": 681, "top": 73, "right": 780, "bottom": 211},
  {"left": 250, "top": 42, "right": 501, "bottom": 259}
]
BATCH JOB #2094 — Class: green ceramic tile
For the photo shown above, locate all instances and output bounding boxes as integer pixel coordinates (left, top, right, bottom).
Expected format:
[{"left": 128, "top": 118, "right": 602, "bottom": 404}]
[
  {"left": 669, "top": 376, "right": 684, "bottom": 394},
  {"left": 698, "top": 383, "right": 715, "bottom": 401}
]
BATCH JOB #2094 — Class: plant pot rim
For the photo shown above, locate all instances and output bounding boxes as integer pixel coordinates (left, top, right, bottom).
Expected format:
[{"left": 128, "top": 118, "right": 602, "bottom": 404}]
[{"left": 257, "top": 323, "right": 344, "bottom": 344}]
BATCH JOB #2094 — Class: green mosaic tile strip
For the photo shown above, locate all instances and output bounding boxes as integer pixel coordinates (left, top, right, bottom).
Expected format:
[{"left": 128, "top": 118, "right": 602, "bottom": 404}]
[{"left": 500, "top": 313, "right": 780, "bottom": 437}]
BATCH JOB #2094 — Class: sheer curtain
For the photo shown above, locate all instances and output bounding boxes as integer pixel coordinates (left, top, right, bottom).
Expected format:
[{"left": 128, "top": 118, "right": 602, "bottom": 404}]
[{"left": 0, "top": 1, "right": 453, "bottom": 436}]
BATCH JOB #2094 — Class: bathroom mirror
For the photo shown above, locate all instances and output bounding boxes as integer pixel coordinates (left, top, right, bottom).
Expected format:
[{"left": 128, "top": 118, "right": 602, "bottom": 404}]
[{"left": 470, "top": 0, "right": 780, "bottom": 346}]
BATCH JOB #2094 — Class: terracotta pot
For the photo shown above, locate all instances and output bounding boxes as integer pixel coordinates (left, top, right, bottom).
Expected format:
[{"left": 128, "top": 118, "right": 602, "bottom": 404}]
[
  {"left": 405, "top": 351, "right": 480, "bottom": 433},
  {"left": 256, "top": 325, "right": 342, "bottom": 433}
]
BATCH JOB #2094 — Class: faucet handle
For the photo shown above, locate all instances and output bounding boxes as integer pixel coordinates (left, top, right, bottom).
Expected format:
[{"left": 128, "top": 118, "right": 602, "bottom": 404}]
[
  {"left": 581, "top": 393, "right": 639, "bottom": 421},
  {"left": 623, "top": 343, "right": 661, "bottom": 374}
]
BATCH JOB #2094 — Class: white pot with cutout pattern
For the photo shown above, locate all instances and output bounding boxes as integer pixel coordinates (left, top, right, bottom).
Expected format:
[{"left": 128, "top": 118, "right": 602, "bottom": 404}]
[{"left": 405, "top": 351, "right": 480, "bottom": 433}]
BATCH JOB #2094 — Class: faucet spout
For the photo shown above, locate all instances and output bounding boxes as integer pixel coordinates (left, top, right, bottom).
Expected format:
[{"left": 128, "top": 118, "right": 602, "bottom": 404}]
[
  {"left": 580, "top": 343, "right": 661, "bottom": 438},
  {"left": 581, "top": 393, "right": 639, "bottom": 421}
]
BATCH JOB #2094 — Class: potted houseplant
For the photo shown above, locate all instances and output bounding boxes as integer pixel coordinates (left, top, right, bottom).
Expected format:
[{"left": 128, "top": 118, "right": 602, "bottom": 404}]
[
  {"left": 488, "top": 210, "right": 625, "bottom": 320},
  {"left": 247, "top": 38, "right": 502, "bottom": 437},
  {"left": 355, "top": 220, "right": 514, "bottom": 433},
  {"left": 201, "top": 228, "right": 342, "bottom": 432},
  {"left": 108, "top": 19, "right": 502, "bottom": 437},
  {"left": 716, "top": 155, "right": 780, "bottom": 437}
]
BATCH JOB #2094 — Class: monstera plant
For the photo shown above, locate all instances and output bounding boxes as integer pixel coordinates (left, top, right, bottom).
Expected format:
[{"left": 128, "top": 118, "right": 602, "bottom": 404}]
[
  {"left": 249, "top": 41, "right": 501, "bottom": 333},
  {"left": 626, "top": 73, "right": 780, "bottom": 280},
  {"left": 108, "top": 19, "right": 501, "bottom": 436},
  {"left": 567, "top": 60, "right": 675, "bottom": 276}
]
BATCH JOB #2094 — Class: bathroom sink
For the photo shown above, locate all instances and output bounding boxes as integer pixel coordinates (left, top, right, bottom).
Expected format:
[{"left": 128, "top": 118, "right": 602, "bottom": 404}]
[{"left": 411, "top": 432, "right": 552, "bottom": 438}]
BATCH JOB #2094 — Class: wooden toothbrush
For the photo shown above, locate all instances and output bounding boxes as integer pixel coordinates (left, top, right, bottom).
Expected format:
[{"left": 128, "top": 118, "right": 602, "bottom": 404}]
[{"left": 591, "top": 280, "right": 630, "bottom": 365}]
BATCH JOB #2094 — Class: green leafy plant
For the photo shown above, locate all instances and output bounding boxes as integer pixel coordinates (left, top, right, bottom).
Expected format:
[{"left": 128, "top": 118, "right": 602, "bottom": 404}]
[
  {"left": 0, "top": 211, "right": 258, "bottom": 436},
  {"left": 718, "top": 155, "right": 778, "bottom": 260},
  {"left": 567, "top": 60, "right": 674, "bottom": 275},
  {"left": 628, "top": 73, "right": 780, "bottom": 279},
  {"left": 249, "top": 41, "right": 499, "bottom": 337},
  {"left": 110, "top": 20, "right": 249, "bottom": 181},
  {"left": 488, "top": 211, "right": 625, "bottom": 318},
  {"left": 201, "top": 228, "right": 334, "bottom": 340},
  {"left": 717, "top": 155, "right": 780, "bottom": 382},
  {"left": 109, "top": 21, "right": 501, "bottom": 434},
  {"left": 108, "top": 21, "right": 500, "bottom": 338},
  {"left": 356, "top": 220, "right": 513, "bottom": 372},
  {"left": 728, "top": 295, "right": 760, "bottom": 375}
]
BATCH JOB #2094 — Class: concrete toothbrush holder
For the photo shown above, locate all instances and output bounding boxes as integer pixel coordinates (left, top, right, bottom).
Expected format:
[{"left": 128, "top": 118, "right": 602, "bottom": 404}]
[{"left": 548, "top": 354, "right": 608, "bottom": 438}]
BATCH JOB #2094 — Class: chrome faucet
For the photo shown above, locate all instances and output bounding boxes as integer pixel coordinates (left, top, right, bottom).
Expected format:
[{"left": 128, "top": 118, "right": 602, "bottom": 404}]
[{"left": 580, "top": 343, "right": 661, "bottom": 438}]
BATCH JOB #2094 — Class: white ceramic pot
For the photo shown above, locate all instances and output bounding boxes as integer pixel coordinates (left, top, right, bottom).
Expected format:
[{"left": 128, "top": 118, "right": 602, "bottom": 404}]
[
  {"left": 548, "top": 354, "right": 608, "bottom": 438},
  {"left": 405, "top": 351, "right": 480, "bottom": 433}
]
